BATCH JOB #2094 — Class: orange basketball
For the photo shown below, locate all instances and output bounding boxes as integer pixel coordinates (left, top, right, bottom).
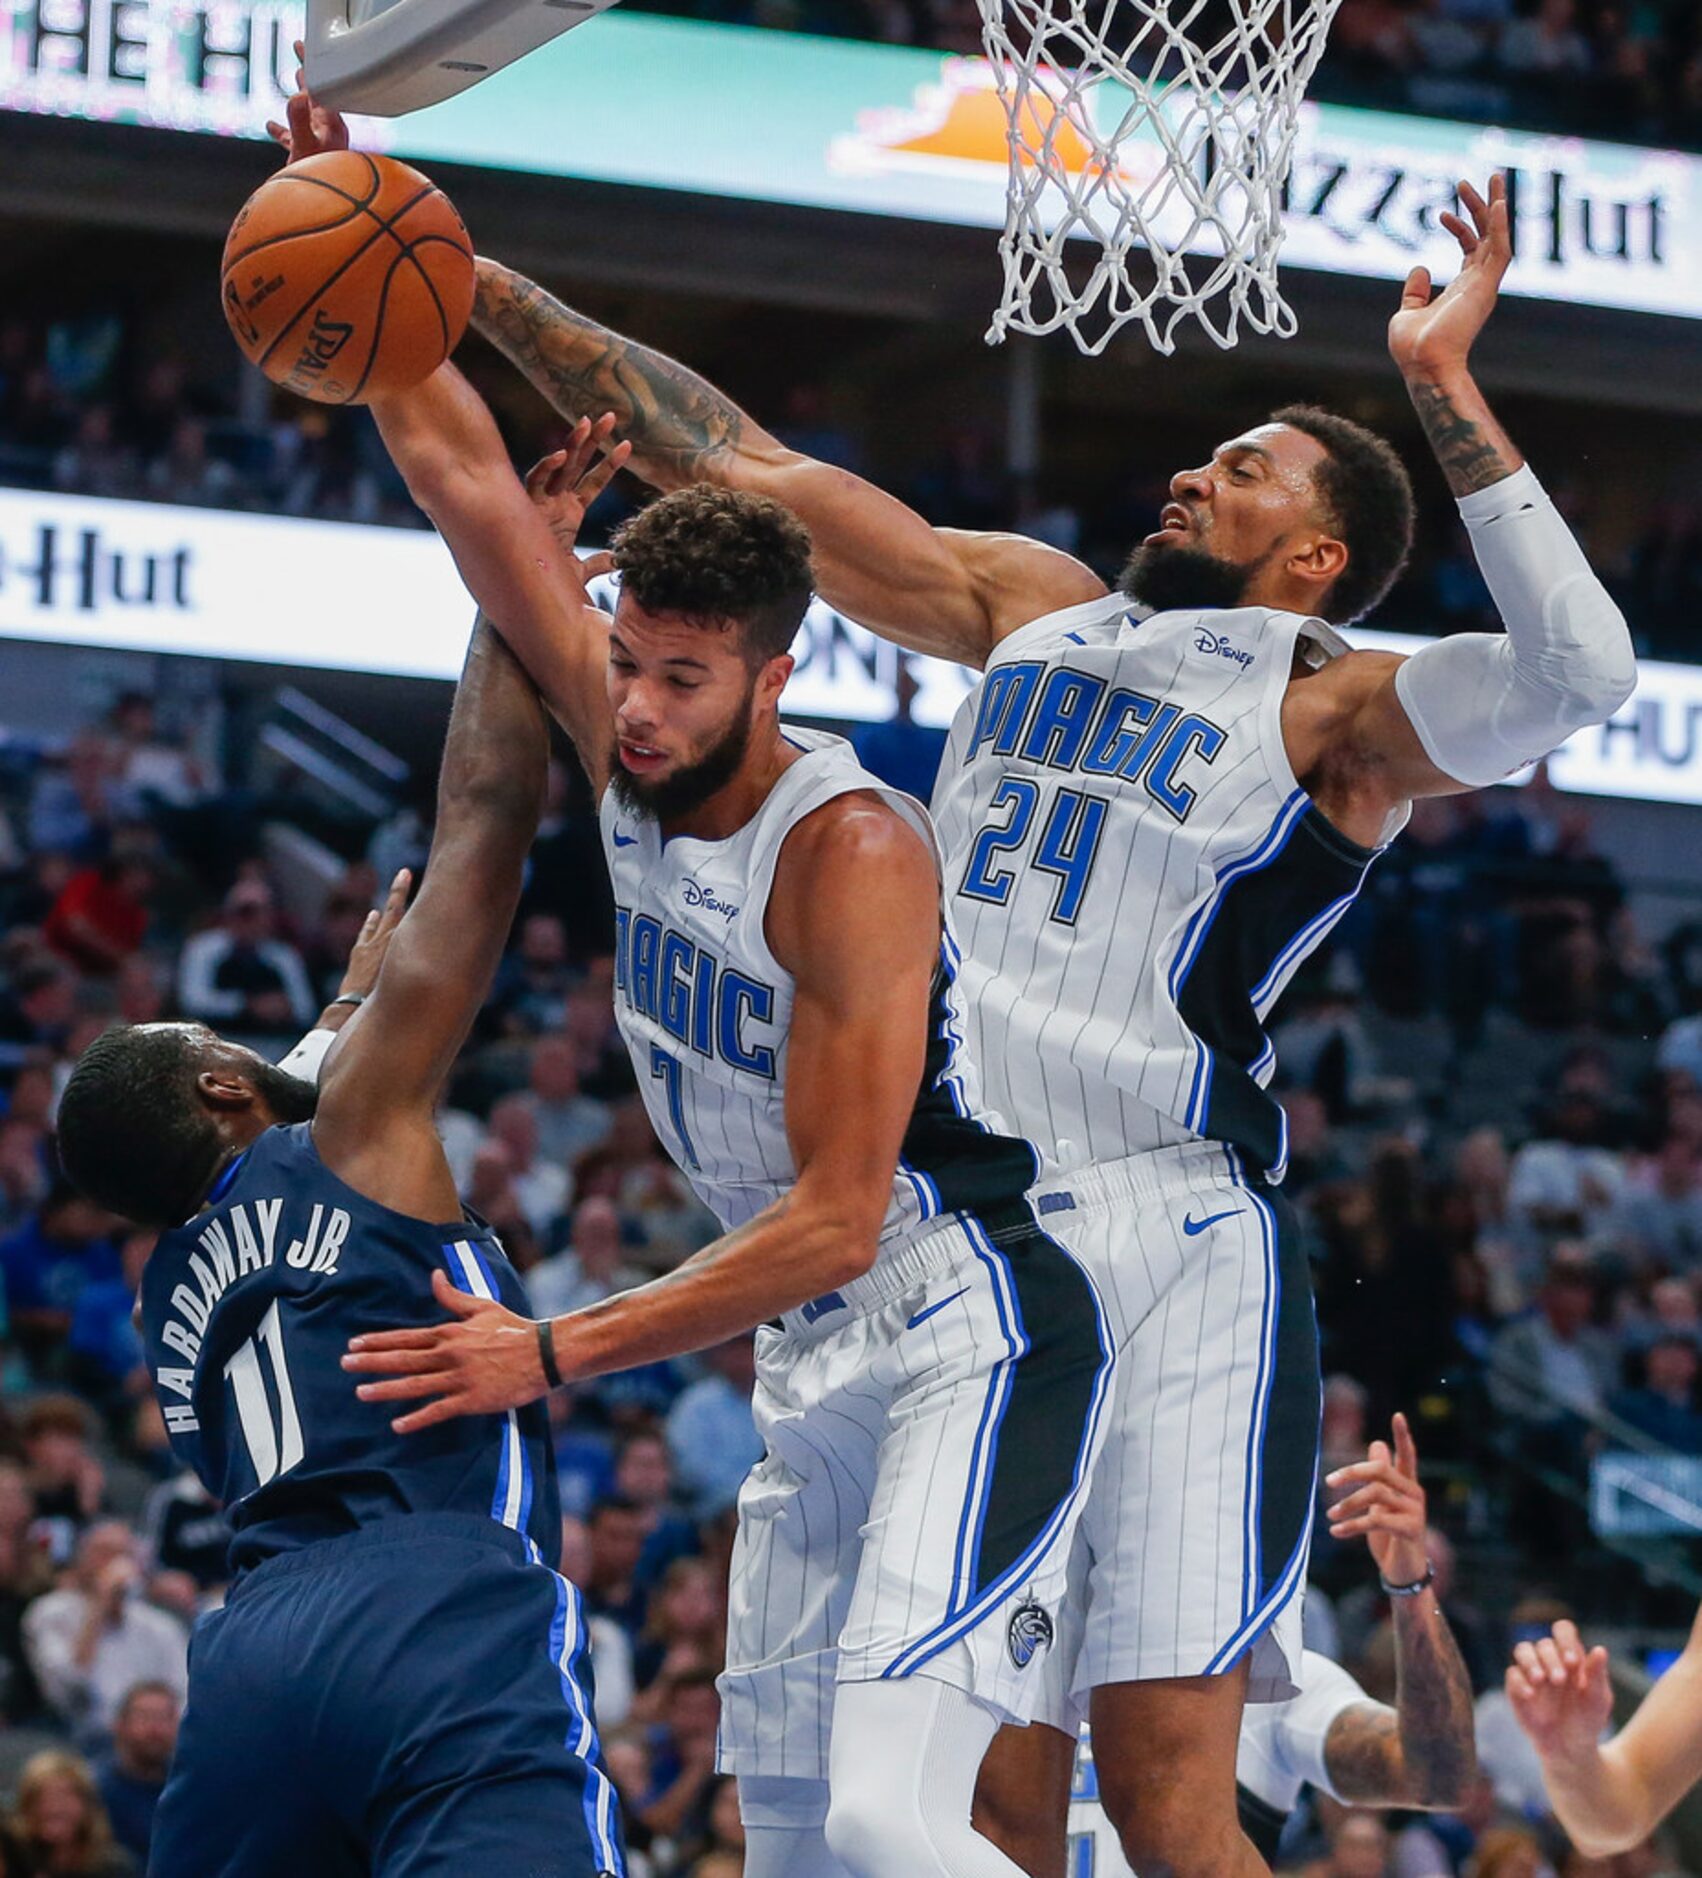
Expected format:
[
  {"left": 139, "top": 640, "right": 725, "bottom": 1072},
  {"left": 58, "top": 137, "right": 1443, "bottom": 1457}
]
[{"left": 220, "top": 151, "right": 475, "bottom": 407}]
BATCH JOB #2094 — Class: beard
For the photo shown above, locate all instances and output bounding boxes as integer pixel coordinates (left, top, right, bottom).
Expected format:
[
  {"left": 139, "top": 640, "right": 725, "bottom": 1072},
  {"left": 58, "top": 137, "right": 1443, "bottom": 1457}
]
[
  {"left": 608, "top": 690, "right": 757, "bottom": 823},
  {"left": 252, "top": 1059, "right": 319, "bottom": 1124},
  {"left": 1119, "top": 538, "right": 1267, "bottom": 614}
]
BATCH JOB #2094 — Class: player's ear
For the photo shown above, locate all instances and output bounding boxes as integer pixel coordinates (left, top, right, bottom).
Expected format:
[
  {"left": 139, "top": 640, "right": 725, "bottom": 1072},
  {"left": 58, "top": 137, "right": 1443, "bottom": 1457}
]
[
  {"left": 755, "top": 652, "right": 794, "bottom": 713},
  {"left": 196, "top": 1068, "right": 257, "bottom": 1112},
  {"left": 1289, "top": 532, "right": 1348, "bottom": 597}
]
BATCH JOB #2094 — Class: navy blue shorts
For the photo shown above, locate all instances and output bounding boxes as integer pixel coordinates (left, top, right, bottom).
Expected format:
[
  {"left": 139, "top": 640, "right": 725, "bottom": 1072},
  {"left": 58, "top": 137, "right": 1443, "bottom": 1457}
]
[{"left": 149, "top": 1514, "right": 626, "bottom": 1877}]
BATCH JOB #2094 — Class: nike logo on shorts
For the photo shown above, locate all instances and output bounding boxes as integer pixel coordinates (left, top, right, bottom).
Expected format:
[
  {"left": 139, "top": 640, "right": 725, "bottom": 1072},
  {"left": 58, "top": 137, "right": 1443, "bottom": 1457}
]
[
  {"left": 612, "top": 832, "right": 638, "bottom": 848},
  {"left": 907, "top": 1288, "right": 967, "bottom": 1330},
  {"left": 1182, "top": 1208, "right": 1242, "bottom": 1236}
]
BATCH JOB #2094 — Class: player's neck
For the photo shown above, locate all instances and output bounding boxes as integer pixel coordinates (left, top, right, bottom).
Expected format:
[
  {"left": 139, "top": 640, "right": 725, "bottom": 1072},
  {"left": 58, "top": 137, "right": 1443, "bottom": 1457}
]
[{"left": 658, "top": 723, "right": 801, "bottom": 844}]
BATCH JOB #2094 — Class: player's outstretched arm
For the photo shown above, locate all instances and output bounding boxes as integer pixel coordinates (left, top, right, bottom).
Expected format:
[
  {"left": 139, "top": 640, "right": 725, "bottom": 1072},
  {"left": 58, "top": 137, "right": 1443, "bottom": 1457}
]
[
  {"left": 1320, "top": 1414, "right": 1477, "bottom": 1809},
  {"left": 1311, "top": 176, "right": 1635, "bottom": 814},
  {"left": 368, "top": 364, "right": 622, "bottom": 782},
  {"left": 472, "top": 260, "right": 1106, "bottom": 667},
  {"left": 1509, "top": 1608, "right": 1702, "bottom": 1856},
  {"left": 343, "top": 793, "right": 941, "bottom": 1423},
  {"left": 312, "top": 622, "right": 548, "bottom": 1218}
]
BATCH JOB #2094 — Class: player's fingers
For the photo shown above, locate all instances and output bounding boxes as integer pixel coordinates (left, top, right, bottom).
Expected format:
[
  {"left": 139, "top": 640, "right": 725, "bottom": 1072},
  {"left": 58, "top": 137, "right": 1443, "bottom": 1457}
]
[
  {"left": 1552, "top": 1618, "right": 1583, "bottom": 1663},
  {"left": 577, "top": 443, "right": 630, "bottom": 502},
  {"left": 377, "top": 867, "right": 411, "bottom": 930},
  {"left": 581, "top": 550, "right": 617, "bottom": 582},
  {"left": 1584, "top": 1646, "right": 1611, "bottom": 1693},
  {"left": 1535, "top": 1637, "right": 1569, "bottom": 1683},
  {"left": 1328, "top": 1481, "right": 1404, "bottom": 1519},
  {"left": 355, "top": 1372, "right": 457, "bottom": 1403},
  {"left": 1325, "top": 1458, "right": 1394, "bottom": 1488},
  {"left": 1458, "top": 178, "right": 1490, "bottom": 229},
  {"left": 1439, "top": 210, "right": 1478, "bottom": 255},
  {"left": 343, "top": 1328, "right": 441, "bottom": 1356},
  {"left": 525, "top": 451, "right": 569, "bottom": 499},
  {"left": 392, "top": 1396, "right": 469, "bottom": 1435},
  {"left": 1399, "top": 266, "right": 1431, "bottom": 309},
  {"left": 1512, "top": 1640, "right": 1544, "bottom": 1680},
  {"left": 1506, "top": 1663, "right": 1533, "bottom": 1707},
  {"left": 1392, "top": 1411, "right": 1418, "bottom": 1476},
  {"left": 286, "top": 88, "right": 315, "bottom": 154},
  {"left": 265, "top": 121, "right": 289, "bottom": 150}
]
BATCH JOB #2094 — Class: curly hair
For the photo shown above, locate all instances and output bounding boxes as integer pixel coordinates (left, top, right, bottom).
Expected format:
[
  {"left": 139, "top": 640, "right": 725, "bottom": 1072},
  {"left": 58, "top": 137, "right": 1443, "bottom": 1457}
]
[
  {"left": 611, "top": 484, "right": 814, "bottom": 664},
  {"left": 57, "top": 1024, "right": 223, "bottom": 1228},
  {"left": 1270, "top": 404, "right": 1416, "bottom": 624}
]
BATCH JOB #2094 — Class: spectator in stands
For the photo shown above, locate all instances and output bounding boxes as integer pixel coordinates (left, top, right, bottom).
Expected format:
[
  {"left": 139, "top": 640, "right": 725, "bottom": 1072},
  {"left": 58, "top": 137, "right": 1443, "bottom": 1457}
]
[
  {"left": 601, "top": 1727, "right": 658, "bottom": 1878},
  {"left": 530, "top": 1196, "right": 638, "bottom": 1318},
  {"left": 42, "top": 853, "right": 153, "bottom": 978},
  {"left": 28, "top": 734, "right": 117, "bottom": 859},
  {"left": 633, "top": 1557, "right": 726, "bottom": 1712},
  {"left": 175, "top": 878, "right": 316, "bottom": 1050},
  {"left": 585, "top": 1495, "right": 652, "bottom": 1640},
  {"left": 1607, "top": 1136, "right": 1702, "bottom": 1274},
  {"left": 1508, "top": 1087, "right": 1627, "bottom": 1250},
  {"left": 1302, "top": 1809, "right": 1396, "bottom": 1876},
  {"left": 1467, "top": 1825, "right": 1552, "bottom": 1876},
  {"left": 9, "top": 1750, "right": 134, "bottom": 1877},
  {"left": 485, "top": 1093, "right": 571, "bottom": 1242},
  {"left": 50, "top": 408, "right": 139, "bottom": 506},
  {"left": 22, "top": 1522, "right": 188, "bottom": 1745},
  {"left": 522, "top": 1033, "right": 615, "bottom": 1169},
  {"left": 1499, "top": 0, "right": 1592, "bottom": 75},
  {"left": 0, "top": 1458, "right": 52, "bottom": 1723},
  {"left": 490, "top": 912, "right": 577, "bottom": 1036},
  {"left": 640, "top": 1667, "right": 721, "bottom": 1843},
  {"left": 558, "top": 1514, "right": 634, "bottom": 1728},
  {"left": 92, "top": 1681, "right": 179, "bottom": 1867},
  {"left": 1609, "top": 1328, "right": 1702, "bottom": 1451},
  {"left": 20, "top": 1397, "right": 107, "bottom": 1565},
  {"left": 137, "top": 1468, "right": 229, "bottom": 1593},
  {"left": 1488, "top": 1245, "right": 1617, "bottom": 1431},
  {"left": 0, "top": 962, "right": 79, "bottom": 1067},
  {"left": 613, "top": 1430, "right": 699, "bottom": 1586},
  {"left": 143, "top": 416, "right": 238, "bottom": 510},
  {"left": 665, "top": 1337, "right": 762, "bottom": 1518},
  {"left": 0, "top": 1188, "right": 125, "bottom": 1360},
  {"left": 66, "top": 1231, "right": 151, "bottom": 1419}
]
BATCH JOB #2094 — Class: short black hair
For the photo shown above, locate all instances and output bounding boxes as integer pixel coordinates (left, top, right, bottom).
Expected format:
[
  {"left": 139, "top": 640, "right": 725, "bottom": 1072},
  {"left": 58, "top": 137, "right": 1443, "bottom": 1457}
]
[
  {"left": 611, "top": 485, "right": 814, "bottom": 664},
  {"left": 56, "top": 1026, "right": 222, "bottom": 1228},
  {"left": 1270, "top": 405, "right": 1415, "bottom": 624}
]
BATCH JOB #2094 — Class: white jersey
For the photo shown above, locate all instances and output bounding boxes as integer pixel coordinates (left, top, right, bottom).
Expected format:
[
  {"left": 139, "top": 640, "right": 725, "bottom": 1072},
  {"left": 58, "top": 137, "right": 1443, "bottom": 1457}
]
[
  {"left": 604, "top": 727, "right": 1036, "bottom": 1248},
  {"left": 932, "top": 593, "right": 1402, "bottom": 1182}
]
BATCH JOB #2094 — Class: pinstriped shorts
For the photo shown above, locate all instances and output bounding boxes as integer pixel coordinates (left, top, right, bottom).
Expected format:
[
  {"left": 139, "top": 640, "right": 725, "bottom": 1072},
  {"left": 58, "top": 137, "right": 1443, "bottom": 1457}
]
[
  {"left": 716, "top": 1199, "right": 1115, "bottom": 1783},
  {"left": 1027, "top": 1143, "right": 1320, "bottom": 1730}
]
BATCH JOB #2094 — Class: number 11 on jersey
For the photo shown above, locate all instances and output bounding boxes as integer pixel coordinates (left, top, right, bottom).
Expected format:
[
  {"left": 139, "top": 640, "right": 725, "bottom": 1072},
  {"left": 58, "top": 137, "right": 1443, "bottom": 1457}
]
[{"left": 225, "top": 1298, "right": 304, "bottom": 1489}]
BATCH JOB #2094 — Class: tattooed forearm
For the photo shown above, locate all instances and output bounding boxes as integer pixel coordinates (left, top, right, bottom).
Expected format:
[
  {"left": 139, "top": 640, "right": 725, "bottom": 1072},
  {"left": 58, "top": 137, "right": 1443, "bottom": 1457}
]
[
  {"left": 1325, "top": 1596, "right": 1477, "bottom": 1809},
  {"left": 1406, "top": 377, "right": 1516, "bottom": 498},
  {"left": 472, "top": 260, "right": 751, "bottom": 488}
]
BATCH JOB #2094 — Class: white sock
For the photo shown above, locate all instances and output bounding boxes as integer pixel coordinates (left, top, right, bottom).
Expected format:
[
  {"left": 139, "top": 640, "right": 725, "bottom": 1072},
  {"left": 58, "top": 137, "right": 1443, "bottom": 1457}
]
[
  {"left": 739, "top": 1775, "right": 853, "bottom": 1878},
  {"left": 825, "top": 1676, "right": 1030, "bottom": 1878}
]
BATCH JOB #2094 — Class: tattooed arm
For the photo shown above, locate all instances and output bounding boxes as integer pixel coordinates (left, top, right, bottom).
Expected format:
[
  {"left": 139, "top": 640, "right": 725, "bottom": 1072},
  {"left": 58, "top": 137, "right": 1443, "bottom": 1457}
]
[
  {"left": 1320, "top": 1413, "right": 1476, "bottom": 1810},
  {"left": 1286, "top": 175, "right": 1633, "bottom": 818},
  {"left": 1322, "top": 1597, "right": 1478, "bottom": 1809},
  {"left": 472, "top": 260, "right": 1105, "bottom": 667}
]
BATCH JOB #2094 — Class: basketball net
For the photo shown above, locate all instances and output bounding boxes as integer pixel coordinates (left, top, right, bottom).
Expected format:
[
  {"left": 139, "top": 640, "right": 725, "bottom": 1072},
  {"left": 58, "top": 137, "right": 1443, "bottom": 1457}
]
[{"left": 977, "top": 0, "right": 1345, "bottom": 355}]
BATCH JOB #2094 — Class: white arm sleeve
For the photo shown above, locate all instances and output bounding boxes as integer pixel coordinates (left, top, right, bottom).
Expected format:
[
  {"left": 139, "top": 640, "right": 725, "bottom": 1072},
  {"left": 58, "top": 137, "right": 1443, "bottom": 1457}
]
[
  {"left": 277, "top": 1027, "right": 338, "bottom": 1084},
  {"left": 1392, "top": 464, "right": 1637, "bottom": 789}
]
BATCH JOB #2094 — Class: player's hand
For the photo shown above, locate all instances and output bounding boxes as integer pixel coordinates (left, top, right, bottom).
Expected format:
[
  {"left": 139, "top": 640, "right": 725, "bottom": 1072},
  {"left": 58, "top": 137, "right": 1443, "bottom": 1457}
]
[
  {"left": 1506, "top": 1619, "right": 1613, "bottom": 1766},
  {"left": 524, "top": 415, "right": 632, "bottom": 555},
  {"left": 342, "top": 1268, "right": 550, "bottom": 1431},
  {"left": 265, "top": 40, "right": 352, "bottom": 164},
  {"left": 1388, "top": 175, "right": 1511, "bottom": 382},
  {"left": 1324, "top": 1410, "right": 1428, "bottom": 1585},
  {"left": 336, "top": 869, "right": 412, "bottom": 1002}
]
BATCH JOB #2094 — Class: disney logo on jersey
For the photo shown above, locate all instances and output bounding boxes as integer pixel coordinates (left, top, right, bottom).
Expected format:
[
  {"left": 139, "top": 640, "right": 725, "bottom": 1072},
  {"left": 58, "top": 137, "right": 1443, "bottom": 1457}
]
[
  {"left": 1192, "top": 629, "right": 1255, "bottom": 670},
  {"left": 680, "top": 879, "right": 741, "bottom": 920}
]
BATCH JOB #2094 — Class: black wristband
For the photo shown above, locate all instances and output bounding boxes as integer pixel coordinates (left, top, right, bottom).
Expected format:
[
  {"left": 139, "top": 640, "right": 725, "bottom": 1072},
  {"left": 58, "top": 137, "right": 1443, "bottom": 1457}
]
[
  {"left": 1381, "top": 1559, "right": 1436, "bottom": 1599},
  {"left": 536, "top": 1319, "right": 564, "bottom": 1392}
]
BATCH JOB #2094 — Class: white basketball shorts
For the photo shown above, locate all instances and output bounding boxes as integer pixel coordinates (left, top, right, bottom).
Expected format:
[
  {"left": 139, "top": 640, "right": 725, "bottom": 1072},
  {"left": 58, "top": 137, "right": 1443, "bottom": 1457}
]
[
  {"left": 1028, "top": 1143, "right": 1321, "bottom": 1732},
  {"left": 717, "top": 1196, "right": 1116, "bottom": 1782}
]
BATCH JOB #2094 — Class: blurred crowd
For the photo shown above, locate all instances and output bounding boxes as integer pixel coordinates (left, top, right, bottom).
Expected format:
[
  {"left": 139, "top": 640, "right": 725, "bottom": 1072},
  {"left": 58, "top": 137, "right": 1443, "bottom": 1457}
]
[
  {"left": 622, "top": 0, "right": 1702, "bottom": 149},
  {"left": 6, "top": 312, "right": 1702, "bottom": 667}
]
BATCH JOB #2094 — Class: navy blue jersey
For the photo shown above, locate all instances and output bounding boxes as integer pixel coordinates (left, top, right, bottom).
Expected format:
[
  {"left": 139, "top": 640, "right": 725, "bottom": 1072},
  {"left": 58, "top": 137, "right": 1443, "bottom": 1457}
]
[{"left": 141, "top": 1123, "right": 560, "bottom": 1576}]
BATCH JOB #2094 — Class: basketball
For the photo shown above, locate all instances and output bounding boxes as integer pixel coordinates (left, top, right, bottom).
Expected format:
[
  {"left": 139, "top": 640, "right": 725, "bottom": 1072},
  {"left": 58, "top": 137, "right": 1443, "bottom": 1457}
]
[{"left": 220, "top": 151, "right": 475, "bottom": 406}]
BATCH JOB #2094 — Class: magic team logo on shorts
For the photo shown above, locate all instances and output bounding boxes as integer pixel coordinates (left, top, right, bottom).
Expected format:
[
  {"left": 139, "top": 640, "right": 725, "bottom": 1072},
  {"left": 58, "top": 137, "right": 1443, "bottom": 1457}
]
[{"left": 1007, "top": 1597, "right": 1055, "bottom": 1670}]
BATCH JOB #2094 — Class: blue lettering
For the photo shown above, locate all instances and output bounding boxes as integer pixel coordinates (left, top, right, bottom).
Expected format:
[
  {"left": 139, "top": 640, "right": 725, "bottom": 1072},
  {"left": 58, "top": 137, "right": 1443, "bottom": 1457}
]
[
  {"left": 613, "top": 906, "right": 631, "bottom": 994},
  {"left": 691, "top": 949, "right": 716, "bottom": 1056},
  {"left": 630, "top": 915, "right": 661, "bottom": 1022},
  {"left": 659, "top": 931, "right": 694, "bottom": 1045},
  {"left": 718, "top": 970, "right": 777, "bottom": 1079},
  {"left": 1018, "top": 669, "right": 1106, "bottom": 771},
  {"left": 967, "top": 661, "right": 1043, "bottom": 759},
  {"left": 1081, "top": 690, "right": 1170, "bottom": 779},
  {"left": 1146, "top": 715, "right": 1227, "bottom": 821}
]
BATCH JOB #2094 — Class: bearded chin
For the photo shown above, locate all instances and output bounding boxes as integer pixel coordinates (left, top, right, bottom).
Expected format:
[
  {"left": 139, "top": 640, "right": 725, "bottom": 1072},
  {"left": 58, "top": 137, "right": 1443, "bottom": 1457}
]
[
  {"left": 253, "top": 1060, "right": 318, "bottom": 1124},
  {"left": 1119, "top": 540, "right": 1259, "bottom": 614},
  {"left": 608, "top": 704, "right": 755, "bottom": 824}
]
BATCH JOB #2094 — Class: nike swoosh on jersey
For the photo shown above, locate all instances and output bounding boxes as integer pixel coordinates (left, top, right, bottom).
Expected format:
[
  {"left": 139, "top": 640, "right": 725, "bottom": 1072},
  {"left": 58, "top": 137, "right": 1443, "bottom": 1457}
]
[
  {"left": 1182, "top": 1208, "right": 1242, "bottom": 1236},
  {"left": 907, "top": 1288, "right": 968, "bottom": 1330},
  {"left": 612, "top": 832, "right": 638, "bottom": 848}
]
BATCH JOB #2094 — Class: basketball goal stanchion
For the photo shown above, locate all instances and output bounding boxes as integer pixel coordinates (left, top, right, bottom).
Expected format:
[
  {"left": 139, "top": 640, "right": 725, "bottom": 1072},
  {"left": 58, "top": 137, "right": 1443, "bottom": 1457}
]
[
  {"left": 977, "top": 0, "right": 1346, "bottom": 354},
  {"left": 305, "top": 0, "right": 622, "bottom": 117}
]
